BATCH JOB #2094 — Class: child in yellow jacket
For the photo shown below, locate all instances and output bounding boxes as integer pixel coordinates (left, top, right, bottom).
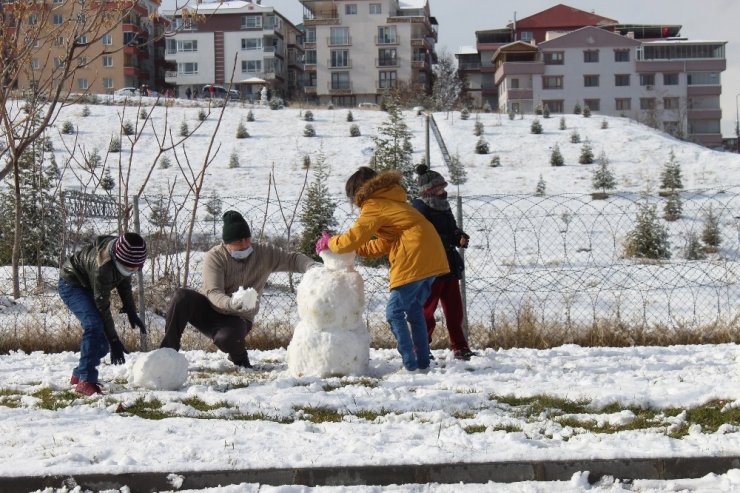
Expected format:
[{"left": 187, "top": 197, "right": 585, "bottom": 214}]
[{"left": 316, "top": 167, "right": 449, "bottom": 371}]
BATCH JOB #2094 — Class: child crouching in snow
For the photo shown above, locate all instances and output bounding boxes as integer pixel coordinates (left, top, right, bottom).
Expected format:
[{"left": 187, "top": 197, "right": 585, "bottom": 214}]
[{"left": 315, "top": 167, "right": 449, "bottom": 372}]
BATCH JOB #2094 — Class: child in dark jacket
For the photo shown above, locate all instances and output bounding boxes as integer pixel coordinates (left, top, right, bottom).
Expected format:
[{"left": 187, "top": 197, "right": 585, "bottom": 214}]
[
  {"left": 59, "top": 233, "right": 147, "bottom": 395},
  {"left": 316, "top": 167, "right": 449, "bottom": 371},
  {"left": 412, "top": 165, "right": 477, "bottom": 360}
]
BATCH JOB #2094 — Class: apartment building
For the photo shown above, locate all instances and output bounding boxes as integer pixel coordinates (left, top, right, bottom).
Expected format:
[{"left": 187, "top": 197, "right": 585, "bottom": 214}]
[
  {"left": 456, "top": 4, "right": 726, "bottom": 148},
  {"left": 161, "top": 0, "right": 304, "bottom": 100},
  {"left": 10, "top": 0, "right": 163, "bottom": 96},
  {"left": 300, "top": 0, "right": 437, "bottom": 106}
]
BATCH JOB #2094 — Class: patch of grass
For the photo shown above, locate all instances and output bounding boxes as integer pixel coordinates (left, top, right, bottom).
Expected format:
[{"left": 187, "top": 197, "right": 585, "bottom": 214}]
[
  {"left": 294, "top": 405, "right": 344, "bottom": 423},
  {"left": 491, "top": 394, "right": 591, "bottom": 416},
  {"left": 0, "top": 389, "right": 23, "bottom": 408},
  {"left": 230, "top": 412, "right": 294, "bottom": 424},
  {"left": 685, "top": 400, "right": 740, "bottom": 433},
  {"left": 181, "top": 396, "right": 232, "bottom": 412},
  {"left": 491, "top": 424, "right": 522, "bottom": 433},
  {"left": 451, "top": 410, "right": 477, "bottom": 420},
  {"left": 32, "top": 388, "right": 79, "bottom": 410},
  {"left": 323, "top": 377, "right": 379, "bottom": 392},
  {"left": 352, "top": 408, "right": 395, "bottom": 421},
  {"left": 464, "top": 424, "right": 487, "bottom": 434},
  {"left": 120, "top": 396, "right": 169, "bottom": 420}
]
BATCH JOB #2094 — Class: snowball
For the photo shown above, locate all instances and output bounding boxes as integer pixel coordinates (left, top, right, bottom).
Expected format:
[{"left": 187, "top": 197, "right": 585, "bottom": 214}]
[
  {"left": 296, "top": 266, "right": 364, "bottom": 329},
  {"left": 287, "top": 321, "right": 370, "bottom": 378},
  {"left": 231, "top": 286, "right": 258, "bottom": 310},
  {"left": 129, "top": 348, "right": 188, "bottom": 390},
  {"left": 319, "top": 250, "right": 356, "bottom": 271}
]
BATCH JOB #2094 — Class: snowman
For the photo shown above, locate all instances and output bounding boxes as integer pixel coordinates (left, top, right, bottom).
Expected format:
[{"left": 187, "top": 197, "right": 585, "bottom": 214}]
[{"left": 286, "top": 250, "right": 370, "bottom": 377}]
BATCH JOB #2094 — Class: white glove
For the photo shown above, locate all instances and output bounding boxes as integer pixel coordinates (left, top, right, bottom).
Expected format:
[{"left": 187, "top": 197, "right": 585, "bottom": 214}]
[{"left": 230, "top": 286, "right": 258, "bottom": 311}]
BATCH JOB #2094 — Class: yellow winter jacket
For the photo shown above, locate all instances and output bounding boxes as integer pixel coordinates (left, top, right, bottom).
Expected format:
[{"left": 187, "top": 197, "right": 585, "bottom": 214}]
[{"left": 328, "top": 171, "right": 449, "bottom": 289}]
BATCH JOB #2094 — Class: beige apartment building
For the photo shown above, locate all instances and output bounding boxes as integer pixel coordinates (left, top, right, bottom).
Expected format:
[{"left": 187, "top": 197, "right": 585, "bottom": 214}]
[
  {"left": 11, "top": 0, "right": 166, "bottom": 96},
  {"left": 300, "top": 0, "right": 437, "bottom": 106}
]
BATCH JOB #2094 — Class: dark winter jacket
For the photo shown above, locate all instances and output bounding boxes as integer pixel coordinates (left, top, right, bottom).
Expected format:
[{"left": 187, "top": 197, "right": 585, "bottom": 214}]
[
  {"left": 411, "top": 198, "right": 466, "bottom": 280},
  {"left": 60, "top": 235, "right": 137, "bottom": 343}
]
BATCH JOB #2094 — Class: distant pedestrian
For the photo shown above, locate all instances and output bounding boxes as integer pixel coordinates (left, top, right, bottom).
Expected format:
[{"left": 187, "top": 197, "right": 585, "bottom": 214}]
[
  {"left": 58, "top": 233, "right": 147, "bottom": 396},
  {"left": 186, "top": 87, "right": 192, "bottom": 100},
  {"left": 412, "top": 165, "right": 477, "bottom": 361}
]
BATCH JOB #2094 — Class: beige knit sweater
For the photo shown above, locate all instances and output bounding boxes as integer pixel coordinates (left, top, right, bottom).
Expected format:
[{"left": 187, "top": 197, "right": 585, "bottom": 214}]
[{"left": 200, "top": 242, "right": 316, "bottom": 322}]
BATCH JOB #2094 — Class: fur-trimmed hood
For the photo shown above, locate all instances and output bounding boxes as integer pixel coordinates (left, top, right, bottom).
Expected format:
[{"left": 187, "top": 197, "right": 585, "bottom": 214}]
[{"left": 353, "top": 171, "right": 404, "bottom": 206}]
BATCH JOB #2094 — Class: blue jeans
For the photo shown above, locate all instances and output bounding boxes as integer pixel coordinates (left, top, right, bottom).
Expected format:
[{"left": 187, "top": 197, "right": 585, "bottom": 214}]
[
  {"left": 386, "top": 277, "right": 435, "bottom": 371},
  {"left": 58, "top": 278, "right": 109, "bottom": 383}
]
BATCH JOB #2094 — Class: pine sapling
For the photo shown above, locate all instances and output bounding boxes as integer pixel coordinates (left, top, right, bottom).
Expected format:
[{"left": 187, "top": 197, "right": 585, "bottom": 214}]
[
  {"left": 304, "top": 123, "right": 316, "bottom": 137},
  {"left": 559, "top": 117, "right": 566, "bottom": 130},
  {"left": 701, "top": 205, "right": 722, "bottom": 252},
  {"left": 579, "top": 142, "right": 594, "bottom": 164},
  {"left": 530, "top": 118, "right": 543, "bottom": 134},
  {"left": 535, "top": 174, "right": 546, "bottom": 196},
  {"left": 550, "top": 144, "right": 564, "bottom": 166},
  {"left": 228, "top": 152, "right": 240, "bottom": 168},
  {"left": 236, "top": 121, "right": 250, "bottom": 138},
  {"left": 592, "top": 151, "right": 616, "bottom": 195},
  {"left": 475, "top": 137, "right": 490, "bottom": 154},
  {"left": 663, "top": 192, "right": 682, "bottom": 221},
  {"left": 570, "top": 129, "right": 581, "bottom": 143}
]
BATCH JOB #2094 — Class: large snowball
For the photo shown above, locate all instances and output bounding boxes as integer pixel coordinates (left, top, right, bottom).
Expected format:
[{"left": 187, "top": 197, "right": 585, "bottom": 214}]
[
  {"left": 297, "top": 266, "right": 364, "bottom": 329},
  {"left": 130, "top": 348, "right": 188, "bottom": 390},
  {"left": 287, "top": 321, "right": 370, "bottom": 377}
]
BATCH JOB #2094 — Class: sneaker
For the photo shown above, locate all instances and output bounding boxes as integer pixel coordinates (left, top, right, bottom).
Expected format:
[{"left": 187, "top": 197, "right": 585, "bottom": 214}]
[
  {"left": 229, "top": 354, "right": 252, "bottom": 369},
  {"left": 453, "top": 349, "right": 479, "bottom": 361},
  {"left": 70, "top": 374, "right": 80, "bottom": 385},
  {"left": 75, "top": 381, "right": 103, "bottom": 396}
]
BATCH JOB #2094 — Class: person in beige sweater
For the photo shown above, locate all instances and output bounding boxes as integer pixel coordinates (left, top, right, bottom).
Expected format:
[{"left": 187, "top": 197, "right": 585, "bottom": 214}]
[{"left": 160, "top": 210, "right": 317, "bottom": 367}]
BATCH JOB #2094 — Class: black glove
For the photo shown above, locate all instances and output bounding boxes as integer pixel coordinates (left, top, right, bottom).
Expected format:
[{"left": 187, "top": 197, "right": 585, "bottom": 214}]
[
  {"left": 456, "top": 231, "right": 470, "bottom": 248},
  {"left": 127, "top": 311, "right": 146, "bottom": 332},
  {"left": 110, "top": 339, "right": 129, "bottom": 365}
]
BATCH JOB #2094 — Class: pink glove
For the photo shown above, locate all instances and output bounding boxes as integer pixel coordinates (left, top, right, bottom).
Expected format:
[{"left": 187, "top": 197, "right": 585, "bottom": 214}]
[{"left": 315, "top": 232, "right": 332, "bottom": 255}]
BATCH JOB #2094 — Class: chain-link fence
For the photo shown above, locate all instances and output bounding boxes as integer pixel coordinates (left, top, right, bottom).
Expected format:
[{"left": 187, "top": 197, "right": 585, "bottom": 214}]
[{"left": 1, "top": 187, "right": 738, "bottom": 351}]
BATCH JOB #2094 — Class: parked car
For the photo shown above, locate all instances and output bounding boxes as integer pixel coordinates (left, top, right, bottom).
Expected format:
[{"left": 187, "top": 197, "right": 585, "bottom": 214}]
[
  {"left": 114, "top": 87, "right": 139, "bottom": 97},
  {"left": 201, "top": 85, "right": 239, "bottom": 100}
]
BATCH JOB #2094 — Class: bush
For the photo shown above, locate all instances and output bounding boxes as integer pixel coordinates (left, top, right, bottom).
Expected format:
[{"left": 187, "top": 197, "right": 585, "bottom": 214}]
[
  {"left": 601, "top": 119, "right": 608, "bottom": 129},
  {"left": 236, "top": 121, "right": 249, "bottom": 139},
  {"left": 684, "top": 232, "right": 706, "bottom": 260},
  {"left": 582, "top": 106, "right": 592, "bottom": 118},
  {"left": 489, "top": 155, "right": 501, "bottom": 167},
  {"left": 228, "top": 152, "right": 240, "bottom": 169},
  {"left": 349, "top": 124, "right": 361, "bottom": 137},
  {"left": 159, "top": 156, "right": 171, "bottom": 169},
  {"left": 179, "top": 121, "right": 189, "bottom": 137},
  {"left": 530, "top": 119, "right": 543, "bottom": 134},
  {"left": 475, "top": 137, "right": 489, "bottom": 154},
  {"left": 246, "top": 110, "right": 255, "bottom": 122},
  {"left": 460, "top": 108, "right": 470, "bottom": 120},
  {"left": 543, "top": 106, "right": 550, "bottom": 119},
  {"left": 482, "top": 101, "right": 492, "bottom": 113},
  {"left": 302, "top": 154, "right": 311, "bottom": 169},
  {"left": 346, "top": 110, "right": 354, "bottom": 122},
  {"left": 122, "top": 121, "right": 135, "bottom": 136},
  {"left": 61, "top": 121, "right": 75, "bottom": 134},
  {"left": 304, "top": 110, "right": 314, "bottom": 122},
  {"left": 198, "top": 109, "right": 207, "bottom": 121},
  {"left": 82, "top": 106, "right": 91, "bottom": 117},
  {"left": 474, "top": 121, "right": 484, "bottom": 136},
  {"left": 579, "top": 142, "right": 594, "bottom": 164},
  {"left": 550, "top": 144, "right": 564, "bottom": 166},
  {"left": 508, "top": 110, "right": 515, "bottom": 121},
  {"left": 559, "top": 117, "right": 566, "bottom": 130},
  {"left": 663, "top": 192, "right": 682, "bottom": 221},
  {"left": 570, "top": 129, "right": 581, "bottom": 143},
  {"left": 140, "top": 108, "right": 148, "bottom": 120},
  {"left": 624, "top": 198, "right": 671, "bottom": 260},
  {"left": 535, "top": 175, "right": 546, "bottom": 196},
  {"left": 304, "top": 123, "right": 316, "bottom": 137},
  {"left": 108, "top": 137, "right": 121, "bottom": 153},
  {"left": 573, "top": 103, "right": 582, "bottom": 115},
  {"left": 269, "top": 98, "right": 284, "bottom": 110},
  {"left": 701, "top": 206, "right": 722, "bottom": 250},
  {"left": 535, "top": 105, "right": 543, "bottom": 116}
]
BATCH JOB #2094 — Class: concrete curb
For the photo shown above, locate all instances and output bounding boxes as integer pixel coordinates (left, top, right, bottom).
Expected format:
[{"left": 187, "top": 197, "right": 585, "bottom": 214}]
[{"left": 3, "top": 456, "right": 739, "bottom": 492}]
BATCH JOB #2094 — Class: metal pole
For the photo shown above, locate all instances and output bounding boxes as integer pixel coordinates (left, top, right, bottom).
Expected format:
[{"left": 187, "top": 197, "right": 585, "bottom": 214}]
[
  {"left": 735, "top": 93, "right": 739, "bottom": 153},
  {"left": 425, "top": 114, "right": 430, "bottom": 167},
  {"left": 132, "top": 195, "right": 148, "bottom": 351},
  {"left": 455, "top": 192, "right": 469, "bottom": 339}
]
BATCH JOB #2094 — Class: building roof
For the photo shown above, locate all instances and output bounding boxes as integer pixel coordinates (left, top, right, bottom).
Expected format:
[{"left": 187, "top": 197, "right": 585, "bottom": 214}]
[
  {"left": 168, "top": 0, "right": 272, "bottom": 15},
  {"left": 511, "top": 3, "right": 617, "bottom": 29},
  {"left": 456, "top": 46, "right": 478, "bottom": 55},
  {"left": 399, "top": 0, "right": 428, "bottom": 9},
  {"left": 538, "top": 25, "right": 641, "bottom": 49}
]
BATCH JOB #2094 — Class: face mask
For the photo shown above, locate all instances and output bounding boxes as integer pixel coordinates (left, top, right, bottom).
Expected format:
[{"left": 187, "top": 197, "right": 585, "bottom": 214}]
[
  {"left": 230, "top": 246, "right": 253, "bottom": 260},
  {"left": 114, "top": 259, "right": 137, "bottom": 277}
]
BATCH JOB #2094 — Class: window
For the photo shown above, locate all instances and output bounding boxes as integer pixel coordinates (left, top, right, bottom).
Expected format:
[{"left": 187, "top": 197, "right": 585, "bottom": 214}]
[
  {"left": 520, "top": 31, "right": 533, "bottom": 41},
  {"left": 78, "top": 79, "right": 88, "bottom": 90},
  {"left": 242, "top": 15, "right": 262, "bottom": 29},
  {"left": 178, "top": 62, "right": 198, "bottom": 75},
  {"left": 615, "top": 74, "right": 630, "bottom": 87},
  {"left": 614, "top": 49, "right": 630, "bottom": 62},
  {"left": 378, "top": 48, "right": 397, "bottom": 66},
  {"left": 305, "top": 49, "right": 317, "bottom": 65},
  {"left": 640, "top": 73, "right": 655, "bottom": 86},
  {"left": 584, "top": 50, "right": 599, "bottom": 63},
  {"left": 663, "top": 97, "right": 680, "bottom": 110},
  {"left": 306, "top": 28, "right": 316, "bottom": 43},
  {"left": 78, "top": 56, "right": 88, "bottom": 67},
  {"left": 543, "top": 100, "right": 563, "bottom": 113},
  {"left": 688, "top": 120, "right": 720, "bottom": 134},
  {"left": 377, "top": 26, "right": 397, "bottom": 44},
  {"left": 241, "top": 60, "right": 262, "bottom": 73},
  {"left": 543, "top": 51, "right": 564, "bottom": 65},
  {"left": 615, "top": 98, "right": 631, "bottom": 111},
  {"left": 54, "top": 58, "right": 64, "bottom": 69},
  {"left": 306, "top": 72, "right": 317, "bottom": 87},
  {"left": 53, "top": 14, "right": 63, "bottom": 25},
  {"left": 55, "top": 36, "right": 65, "bottom": 46},
  {"left": 369, "top": 3, "right": 382, "bottom": 14},
  {"left": 103, "top": 78, "right": 113, "bottom": 90},
  {"left": 640, "top": 98, "right": 656, "bottom": 110},
  {"left": 77, "top": 34, "right": 87, "bottom": 44},
  {"left": 687, "top": 71, "right": 720, "bottom": 85},
  {"left": 379, "top": 70, "right": 397, "bottom": 89},
  {"left": 241, "top": 38, "right": 262, "bottom": 50},
  {"left": 663, "top": 73, "right": 679, "bottom": 85},
  {"left": 583, "top": 99, "right": 600, "bottom": 111},
  {"left": 584, "top": 75, "right": 599, "bottom": 87},
  {"left": 28, "top": 15, "right": 37, "bottom": 25},
  {"left": 510, "top": 78, "right": 520, "bottom": 89},
  {"left": 31, "top": 58, "right": 39, "bottom": 70},
  {"left": 331, "top": 50, "right": 350, "bottom": 68},
  {"left": 178, "top": 40, "right": 198, "bottom": 52},
  {"left": 330, "top": 27, "right": 350, "bottom": 45},
  {"left": 542, "top": 76, "right": 563, "bottom": 89},
  {"left": 102, "top": 55, "right": 113, "bottom": 67},
  {"left": 331, "top": 72, "right": 350, "bottom": 90},
  {"left": 102, "top": 34, "right": 112, "bottom": 45},
  {"left": 345, "top": 4, "right": 357, "bottom": 15}
]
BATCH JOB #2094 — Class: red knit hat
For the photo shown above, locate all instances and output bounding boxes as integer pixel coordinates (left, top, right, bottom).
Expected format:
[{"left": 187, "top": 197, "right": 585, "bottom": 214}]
[{"left": 114, "top": 233, "right": 147, "bottom": 269}]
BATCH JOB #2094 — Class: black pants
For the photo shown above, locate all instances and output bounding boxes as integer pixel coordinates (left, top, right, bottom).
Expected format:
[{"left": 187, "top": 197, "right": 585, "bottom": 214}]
[{"left": 160, "top": 288, "right": 252, "bottom": 364}]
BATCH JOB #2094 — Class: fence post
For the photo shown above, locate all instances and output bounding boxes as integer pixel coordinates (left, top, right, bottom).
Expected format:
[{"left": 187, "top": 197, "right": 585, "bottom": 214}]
[
  {"left": 132, "top": 195, "right": 149, "bottom": 351},
  {"left": 455, "top": 194, "right": 469, "bottom": 339},
  {"left": 425, "top": 114, "right": 430, "bottom": 168}
]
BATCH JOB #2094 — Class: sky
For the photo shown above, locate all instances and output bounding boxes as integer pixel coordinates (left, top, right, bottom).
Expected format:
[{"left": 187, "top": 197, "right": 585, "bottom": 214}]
[
  {"left": 230, "top": 0, "right": 740, "bottom": 138},
  {"left": 1, "top": 90, "right": 740, "bottom": 489}
]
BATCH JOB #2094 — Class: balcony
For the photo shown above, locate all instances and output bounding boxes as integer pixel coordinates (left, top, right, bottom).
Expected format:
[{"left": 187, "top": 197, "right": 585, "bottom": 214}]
[
  {"left": 305, "top": 85, "right": 317, "bottom": 94},
  {"left": 165, "top": 70, "right": 177, "bottom": 82},
  {"left": 494, "top": 61, "right": 544, "bottom": 85},
  {"left": 329, "top": 60, "right": 352, "bottom": 69},
  {"left": 376, "top": 58, "right": 399, "bottom": 68},
  {"left": 328, "top": 82, "right": 352, "bottom": 95},
  {"left": 687, "top": 108, "right": 722, "bottom": 120},
  {"left": 458, "top": 62, "right": 481, "bottom": 71},
  {"left": 376, "top": 36, "right": 400, "bottom": 46},
  {"left": 327, "top": 36, "right": 352, "bottom": 47},
  {"left": 376, "top": 81, "right": 398, "bottom": 91}
]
